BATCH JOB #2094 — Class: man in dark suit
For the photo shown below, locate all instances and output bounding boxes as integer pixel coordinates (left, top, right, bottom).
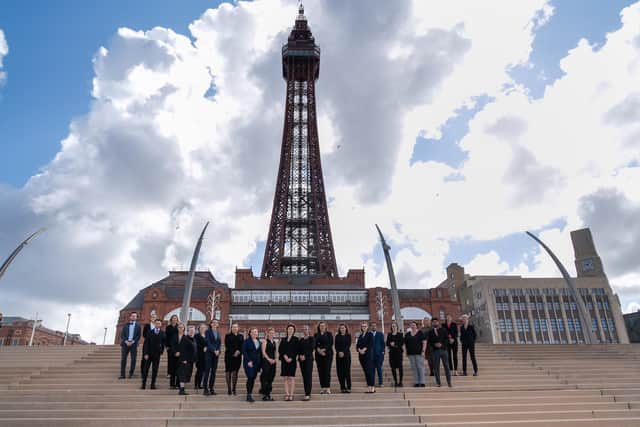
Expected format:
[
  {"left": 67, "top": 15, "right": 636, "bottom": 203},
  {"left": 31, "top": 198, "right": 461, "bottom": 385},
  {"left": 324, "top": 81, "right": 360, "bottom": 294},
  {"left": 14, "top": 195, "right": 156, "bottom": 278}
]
[
  {"left": 460, "top": 314, "right": 478, "bottom": 376},
  {"left": 119, "top": 312, "right": 142, "bottom": 379},
  {"left": 204, "top": 319, "right": 222, "bottom": 395},
  {"left": 370, "top": 322, "right": 385, "bottom": 387},
  {"left": 421, "top": 317, "right": 435, "bottom": 376},
  {"left": 443, "top": 314, "right": 459, "bottom": 376},
  {"left": 141, "top": 318, "right": 165, "bottom": 389},
  {"left": 427, "top": 318, "right": 452, "bottom": 387},
  {"left": 140, "top": 311, "right": 158, "bottom": 376}
]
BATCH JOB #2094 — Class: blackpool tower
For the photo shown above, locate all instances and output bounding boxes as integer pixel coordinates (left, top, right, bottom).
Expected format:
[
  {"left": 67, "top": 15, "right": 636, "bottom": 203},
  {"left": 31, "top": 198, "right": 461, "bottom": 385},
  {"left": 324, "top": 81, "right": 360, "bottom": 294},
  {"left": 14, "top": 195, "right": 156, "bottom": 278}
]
[{"left": 261, "top": 4, "right": 338, "bottom": 278}]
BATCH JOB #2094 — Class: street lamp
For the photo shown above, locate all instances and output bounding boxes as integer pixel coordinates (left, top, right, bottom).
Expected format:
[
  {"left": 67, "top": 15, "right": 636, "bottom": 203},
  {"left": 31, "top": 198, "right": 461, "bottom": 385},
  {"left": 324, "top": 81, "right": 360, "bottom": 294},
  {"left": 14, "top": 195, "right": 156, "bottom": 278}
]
[
  {"left": 103, "top": 327, "right": 108, "bottom": 345},
  {"left": 29, "top": 312, "right": 41, "bottom": 346},
  {"left": 375, "top": 290, "right": 386, "bottom": 333},
  {"left": 62, "top": 313, "right": 71, "bottom": 346}
]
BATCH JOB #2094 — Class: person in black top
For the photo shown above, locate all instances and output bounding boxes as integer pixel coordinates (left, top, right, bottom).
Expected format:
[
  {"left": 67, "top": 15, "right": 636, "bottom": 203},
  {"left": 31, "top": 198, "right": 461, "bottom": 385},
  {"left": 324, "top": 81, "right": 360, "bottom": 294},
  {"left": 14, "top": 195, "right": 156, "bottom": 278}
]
[
  {"left": 314, "top": 321, "right": 334, "bottom": 394},
  {"left": 297, "top": 325, "right": 315, "bottom": 401},
  {"left": 176, "top": 324, "right": 197, "bottom": 395},
  {"left": 356, "top": 322, "right": 375, "bottom": 393},
  {"left": 141, "top": 318, "right": 165, "bottom": 390},
  {"left": 386, "top": 321, "right": 404, "bottom": 387},
  {"left": 194, "top": 323, "right": 208, "bottom": 390},
  {"left": 459, "top": 314, "right": 478, "bottom": 376},
  {"left": 165, "top": 315, "right": 179, "bottom": 389},
  {"left": 242, "top": 327, "right": 262, "bottom": 403},
  {"left": 260, "top": 327, "right": 277, "bottom": 401},
  {"left": 140, "top": 311, "right": 158, "bottom": 376},
  {"left": 224, "top": 323, "right": 244, "bottom": 395},
  {"left": 405, "top": 321, "right": 426, "bottom": 387},
  {"left": 427, "top": 318, "right": 452, "bottom": 387},
  {"left": 443, "top": 314, "right": 459, "bottom": 375},
  {"left": 279, "top": 324, "right": 298, "bottom": 401},
  {"left": 334, "top": 323, "right": 351, "bottom": 393}
]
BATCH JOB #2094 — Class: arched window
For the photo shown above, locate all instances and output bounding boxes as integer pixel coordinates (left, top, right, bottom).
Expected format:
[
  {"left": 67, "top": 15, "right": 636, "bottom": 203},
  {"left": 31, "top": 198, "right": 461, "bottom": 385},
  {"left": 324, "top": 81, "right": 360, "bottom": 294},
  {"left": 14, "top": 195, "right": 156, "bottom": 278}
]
[
  {"left": 392, "top": 307, "right": 432, "bottom": 321},
  {"left": 163, "top": 307, "right": 206, "bottom": 322}
]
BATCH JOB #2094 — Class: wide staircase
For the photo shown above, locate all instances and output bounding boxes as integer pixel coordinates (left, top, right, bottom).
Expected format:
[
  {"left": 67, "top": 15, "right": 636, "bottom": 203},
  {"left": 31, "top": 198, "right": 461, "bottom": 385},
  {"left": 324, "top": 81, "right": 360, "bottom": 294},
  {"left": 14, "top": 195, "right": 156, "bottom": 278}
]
[{"left": 0, "top": 343, "right": 638, "bottom": 426}]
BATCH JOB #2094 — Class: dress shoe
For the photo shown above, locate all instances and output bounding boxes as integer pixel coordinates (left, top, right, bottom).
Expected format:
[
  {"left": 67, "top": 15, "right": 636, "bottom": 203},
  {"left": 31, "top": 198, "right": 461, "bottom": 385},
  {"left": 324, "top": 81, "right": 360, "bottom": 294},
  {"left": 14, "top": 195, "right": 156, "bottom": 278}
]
[
  {"left": 118, "top": 376, "right": 125, "bottom": 380},
  {"left": 246, "top": 394, "right": 254, "bottom": 403},
  {"left": 140, "top": 384, "right": 146, "bottom": 390},
  {"left": 210, "top": 390, "right": 217, "bottom": 395},
  {"left": 203, "top": 389, "right": 210, "bottom": 396},
  {"left": 150, "top": 384, "right": 157, "bottom": 390},
  {"left": 179, "top": 388, "right": 188, "bottom": 395}
]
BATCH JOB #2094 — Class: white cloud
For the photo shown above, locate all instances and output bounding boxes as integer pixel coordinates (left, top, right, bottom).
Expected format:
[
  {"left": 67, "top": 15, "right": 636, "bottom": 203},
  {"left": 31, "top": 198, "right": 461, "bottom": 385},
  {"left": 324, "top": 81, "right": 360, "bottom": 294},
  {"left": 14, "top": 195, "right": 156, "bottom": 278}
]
[
  {"left": 0, "top": 29, "right": 8, "bottom": 85},
  {"left": 3, "top": 0, "right": 640, "bottom": 344}
]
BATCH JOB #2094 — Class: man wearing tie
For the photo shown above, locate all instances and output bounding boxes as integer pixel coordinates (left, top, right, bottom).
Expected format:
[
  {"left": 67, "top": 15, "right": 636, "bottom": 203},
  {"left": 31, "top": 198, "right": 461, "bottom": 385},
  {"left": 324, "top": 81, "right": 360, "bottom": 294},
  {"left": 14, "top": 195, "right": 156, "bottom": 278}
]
[
  {"left": 370, "top": 322, "right": 385, "bottom": 387},
  {"left": 427, "top": 318, "right": 452, "bottom": 387},
  {"left": 204, "top": 319, "right": 222, "bottom": 395},
  {"left": 119, "top": 312, "right": 142, "bottom": 379},
  {"left": 141, "top": 319, "right": 165, "bottom": 389}
]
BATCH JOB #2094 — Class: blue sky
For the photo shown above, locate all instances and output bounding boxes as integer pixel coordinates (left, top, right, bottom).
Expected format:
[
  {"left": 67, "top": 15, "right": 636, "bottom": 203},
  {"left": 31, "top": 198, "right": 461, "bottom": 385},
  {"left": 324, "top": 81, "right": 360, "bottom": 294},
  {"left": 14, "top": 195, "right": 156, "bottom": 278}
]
[{"left": 1, "top": 0, "right": 635, "bottom": 279}]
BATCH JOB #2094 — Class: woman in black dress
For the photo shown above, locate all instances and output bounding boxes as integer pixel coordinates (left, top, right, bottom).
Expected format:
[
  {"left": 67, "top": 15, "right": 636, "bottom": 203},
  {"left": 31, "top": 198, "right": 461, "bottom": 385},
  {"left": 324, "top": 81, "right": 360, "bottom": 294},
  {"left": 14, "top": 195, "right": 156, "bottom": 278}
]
[
  {"left": 334, "top": 323, "right": 351, "bottom": 393},
  {"left": 165, "top": 315, "right": 179, "bottom": 389},
  {"left": 297, "top": 325, "right": 315, "bottom": 401},
  {"left": 314, "top": 321, "right": 334, "bottom": 394},
  {"left": 386, "top": 321, "right": 404, "bottom": 387},
  {"left": 194, "top": 323, "right": 208, "bottom": 390},
  {"left": 260, "top": 327, "right": 277, "bottom": 401},
  {"left": 356, "top": 322, "right": 375, "bottom": 393},
  {"left": 278, "top": 324, "right": 298, "bottom": 401},
  {"left": 224, "top": 323, "right": 244, "bottom": 395}
]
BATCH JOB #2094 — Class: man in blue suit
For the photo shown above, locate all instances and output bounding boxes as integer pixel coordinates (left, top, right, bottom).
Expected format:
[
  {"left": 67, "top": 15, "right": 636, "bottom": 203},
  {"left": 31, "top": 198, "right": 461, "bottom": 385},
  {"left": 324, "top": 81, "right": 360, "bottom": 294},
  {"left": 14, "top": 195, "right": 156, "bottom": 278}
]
[
  {"left": 119, "top": 312, "right": 142, "bottom": 379},
  {"left": 370, "top": 322, "right": 385, "bottom": 387}
]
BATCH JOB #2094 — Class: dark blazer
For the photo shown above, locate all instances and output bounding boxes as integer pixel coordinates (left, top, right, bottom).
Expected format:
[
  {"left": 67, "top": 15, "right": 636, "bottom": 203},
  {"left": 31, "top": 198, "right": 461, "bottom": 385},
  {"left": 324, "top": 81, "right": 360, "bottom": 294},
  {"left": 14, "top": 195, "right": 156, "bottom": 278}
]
[
  {"left": 334, "top": 333, "right": 351, "bottom": 358},
  {"left": 142, "top": 328, "right": 165, "bottom": 357},
  {"left": 298, "top": 336, "right": 315, "bottom": 361},
  {"left": 278, "top": 336, "right": 299, "bottom": 361},
  {"left": 371, "top": 331, "right": 385, "bottom": 357},
  {"left": 120, "top": 322, "right": 142, "bottom": 347},
  {"left": 314, "top": 332, "right": 334, "bottom": 357},
  {"left": 205, "top": 329, "right": 222, "bottom": 353},
  {"left": 427, "top": 327, "right": 448, "bottom": 351},
  {"left": 165, "top": 324, "right": 179, "bottom": 352},
  {"left": 242, "top": 338, "right": 263, "bottom": 378},
  {"left": 195, "top": 334, "right": 207, "bottom": 364},
  {"left": 142, "top": 323, "right": 152, "bottom": 340},
  {"left": 459, "top": 324, "right": 477, "bottom": 345},
  {"left": 386, "top": 332, "right": 404, "bottom": 353},
  {"left": 356, "top": 331, "right": 374, "bottom": 360},
  {"left": 224, "top": 333, "right": 244, "bottom": 356},
  {"left": 443, "top": 322, "right": 458, "bottom": 340},
  {"left": 177, "top": 335, "right": 197, "bottom": 364}
]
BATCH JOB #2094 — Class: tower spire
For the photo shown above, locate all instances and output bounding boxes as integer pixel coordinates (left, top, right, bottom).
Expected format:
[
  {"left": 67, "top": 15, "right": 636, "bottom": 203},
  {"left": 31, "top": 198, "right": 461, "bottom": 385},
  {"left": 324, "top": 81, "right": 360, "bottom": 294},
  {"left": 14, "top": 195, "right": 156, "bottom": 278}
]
[{"left": 261, "top": 6, "right": 337, "bottom": 278}]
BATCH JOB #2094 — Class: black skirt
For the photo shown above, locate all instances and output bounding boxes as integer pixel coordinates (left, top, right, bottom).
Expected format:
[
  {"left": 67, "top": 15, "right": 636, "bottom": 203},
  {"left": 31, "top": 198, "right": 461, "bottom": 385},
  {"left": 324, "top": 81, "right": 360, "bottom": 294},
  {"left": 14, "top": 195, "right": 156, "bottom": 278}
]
[
  {"left": 389, "top": 349, "right": 403, "bottom": 369},
  {"left": 178, "top": 362, "right": 194, "bottom": 383},
  {"left": 280, "top": 359, "right": 297, "bottom": 377},
  {"left": 225, "top": 353, "right": 242, "bottom": 372}
]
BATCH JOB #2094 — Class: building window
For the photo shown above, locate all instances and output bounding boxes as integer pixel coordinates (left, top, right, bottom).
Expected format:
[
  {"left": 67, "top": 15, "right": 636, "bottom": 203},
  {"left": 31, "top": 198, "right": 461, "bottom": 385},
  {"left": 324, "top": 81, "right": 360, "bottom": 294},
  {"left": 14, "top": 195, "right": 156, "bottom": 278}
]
[
  {"left": 591, "top": 318, "right": 598, "bottom": 331},
  {"left": 439, "top": 309, "right": 445, "bottom": 320},
  {"left": 608, "top": 319, "right": 616, "bottom": 331},
  {"left": 601, "top": 319, "right": 608, "bottom": 331},
  {"left": 574, "top": 319, "right": 582, "bottom": 331},
  {"left": 567, "top": 318, "right": 574, "bottom": 331}
]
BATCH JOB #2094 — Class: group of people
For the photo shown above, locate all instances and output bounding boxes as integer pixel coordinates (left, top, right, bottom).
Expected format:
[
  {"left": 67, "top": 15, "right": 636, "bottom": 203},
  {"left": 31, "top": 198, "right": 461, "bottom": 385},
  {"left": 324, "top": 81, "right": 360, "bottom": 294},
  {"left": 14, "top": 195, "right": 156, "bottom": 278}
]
[{"left": 119, "top": 311, "right": 479, "bottom": 401}]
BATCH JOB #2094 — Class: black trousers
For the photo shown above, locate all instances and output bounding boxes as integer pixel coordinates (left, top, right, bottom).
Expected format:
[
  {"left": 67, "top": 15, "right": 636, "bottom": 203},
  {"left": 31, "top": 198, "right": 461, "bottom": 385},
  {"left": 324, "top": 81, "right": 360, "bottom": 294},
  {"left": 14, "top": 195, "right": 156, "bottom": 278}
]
[
  {"left": 426, "top": 351, "right": 434, "bottom": 376},
  {"left": 120, "top": 344, "right": 137, "bottom": 377},
  {"left": 246, "top": 375, "right": 257, "bottom": 395},
  {"left": 336, "top": 354, "right": 351, "bottom": 391},
  {"left": 316, "top": 354, "right": 332, "bottom": 388},
  {"left": 432, "top": 348, "right": 451, "bottom": 386},
  {"left": 167, "top": 349, "right": 178, "bottom": 387},
  {"left": 141, "top": 355, "right": 160, "bottom": 386},
  {"left": 359, "top": 354, "right": 374, "bottom": 387},
  {"left": 195, "top": 358, "right": 206, "bottom": 388},
  {"left": 299, "top": 358, "right": 314, "bottom": 396},
  {"left": 447, "top": 341, "right": 458, "bottom": 371},
  {"left": 373, "top": 353, "right": 384, "bottom": 385},
  {"left": 462, "top": 342, "right": 478, "bottom": 374},
  {"left": 204, "top": 353, "right": 219, "bottom": 391},
  {"left": 260, "top": 362, "right": 276, "bottom": 396}
]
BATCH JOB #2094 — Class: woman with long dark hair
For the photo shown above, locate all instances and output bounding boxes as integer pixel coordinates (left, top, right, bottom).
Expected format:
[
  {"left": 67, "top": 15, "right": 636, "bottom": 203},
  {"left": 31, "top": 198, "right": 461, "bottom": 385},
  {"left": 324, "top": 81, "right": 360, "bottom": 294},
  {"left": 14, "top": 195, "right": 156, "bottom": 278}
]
[
  {"left": 194, "top": 323, "right": 208, "bottom": 390},
  {"left": 314, "top": 321, "right": 333, "bottom": 394},
  {"left": 278, "top": 324, "right": 298, "bottom": 401},
  {"left": 224, "top": 323, "right": 244, "bottom": 395},
  {"left": 357, "top": 322, "right": 375, "bottom": 393},
  {"left": 386, "top": 321, "right": 404, "bottom": 387},
  {"left": 241, "top": 327, "right": 262, "bottom": 403},
  {"left": 297, "top": 325, "right": 315, "bottom": 401},
  {"left": 165, "top": 314, "right": 179, "bottom": 389},
  {"left": 334, "top": 323, "right": 351, "bottom": 393}
]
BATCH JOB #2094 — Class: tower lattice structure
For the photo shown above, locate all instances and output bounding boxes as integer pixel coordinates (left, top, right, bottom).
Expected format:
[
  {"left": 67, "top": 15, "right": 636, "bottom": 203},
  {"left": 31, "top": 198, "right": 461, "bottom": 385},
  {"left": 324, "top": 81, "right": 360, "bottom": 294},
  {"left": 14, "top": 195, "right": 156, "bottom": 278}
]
[{"left": 261, "top": 5, "right": 338, "bottom": 278}]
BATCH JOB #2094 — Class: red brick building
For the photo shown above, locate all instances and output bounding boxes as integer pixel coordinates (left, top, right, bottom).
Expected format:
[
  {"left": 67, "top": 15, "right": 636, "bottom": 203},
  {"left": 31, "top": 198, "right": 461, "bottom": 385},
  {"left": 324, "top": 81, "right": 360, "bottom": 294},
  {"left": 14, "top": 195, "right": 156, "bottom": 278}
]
[{"left": 0, "top": 316, "right": 87, "bottom": 346}]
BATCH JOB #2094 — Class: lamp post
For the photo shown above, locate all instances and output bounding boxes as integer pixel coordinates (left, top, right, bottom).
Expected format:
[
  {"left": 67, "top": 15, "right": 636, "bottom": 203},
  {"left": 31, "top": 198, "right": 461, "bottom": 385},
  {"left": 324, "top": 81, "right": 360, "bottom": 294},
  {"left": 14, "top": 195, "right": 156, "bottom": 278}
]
[
  {"left": 62, "top": 313, "right": 71, "bottom": 346},
  {"left": 103, "top": 327, "right": 108, "bottom": 345},
  {"left": 376, "top": 290, "right": 386, "bottom": 333}
]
